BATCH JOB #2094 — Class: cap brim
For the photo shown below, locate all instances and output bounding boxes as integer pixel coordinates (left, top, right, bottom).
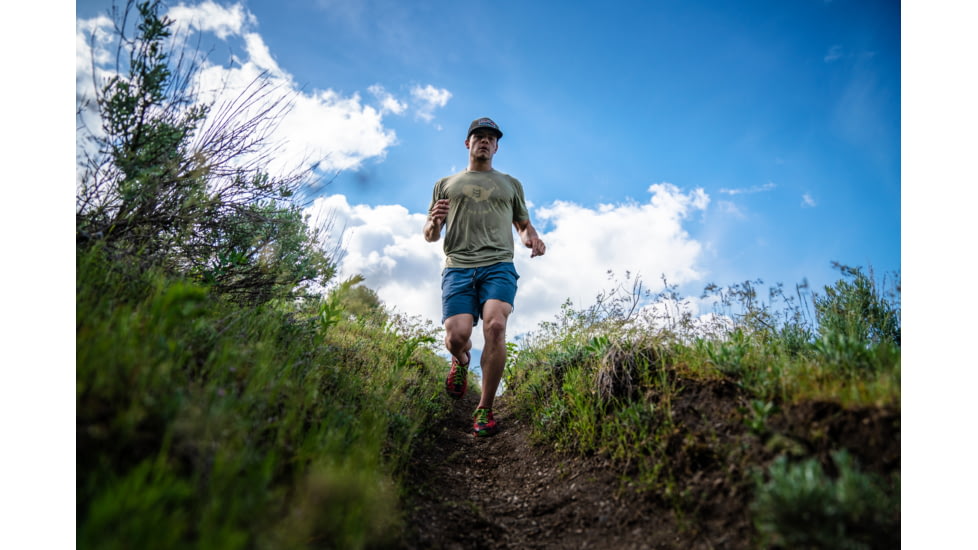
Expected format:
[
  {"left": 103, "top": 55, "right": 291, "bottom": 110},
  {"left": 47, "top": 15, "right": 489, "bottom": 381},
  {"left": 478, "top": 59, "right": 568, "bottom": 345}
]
[{"left": 467, "top": 128, "right": 503, "bottom": 139}]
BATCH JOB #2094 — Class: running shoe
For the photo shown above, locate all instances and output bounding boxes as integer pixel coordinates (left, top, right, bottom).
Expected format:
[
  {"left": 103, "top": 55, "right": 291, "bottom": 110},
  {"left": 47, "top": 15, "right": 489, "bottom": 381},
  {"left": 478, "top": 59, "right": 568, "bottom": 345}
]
[
  {"left": 472, "top": 408, "right": 498, "bottom": 437},
  {"left": 445, "top": 351, "right": 469, "bottom": 399}
]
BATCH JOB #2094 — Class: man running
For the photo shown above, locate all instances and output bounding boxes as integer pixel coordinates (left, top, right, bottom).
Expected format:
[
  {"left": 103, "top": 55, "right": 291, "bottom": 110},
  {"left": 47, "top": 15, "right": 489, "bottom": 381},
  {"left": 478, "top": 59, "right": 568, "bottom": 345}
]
[{"left": 424, "top": 117, "right": 546, "bottom": 437}]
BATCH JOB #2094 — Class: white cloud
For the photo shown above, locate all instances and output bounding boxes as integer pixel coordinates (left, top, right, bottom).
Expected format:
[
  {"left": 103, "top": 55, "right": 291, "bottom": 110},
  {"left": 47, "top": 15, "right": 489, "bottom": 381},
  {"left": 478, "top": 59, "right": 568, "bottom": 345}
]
[
  {"left": 719, "top": 182, "right": 777, "bottom": 195},
  {"left": 802, "top": 193, "right": 817, "bottom": 208},
  {"left": 369, "top": 85, "right": 408, "bottom": 115},
  {"left": 76, "top": 2, "right": 449, "bottom": 178},
  {"left": 76, "top": 15, "right": 115, "bottom": 167},
  {"left": 280, "top": 89, "right": 395, "bottom": 172},
  {"left": 168, "top": 1, "right": 256, "bottom": 39},
  {"left": 304, "top": 194, "right": 445, "bottom": 327},
  {"left": 411, "top": 84, "right": 452, "bottom": 122},
  {"left": 512, "top": 182, "right": 709, "bottom": 335},
  {"left": 241, "top": 32, "right": 285, "bottom": 76},
  {"left": 305, "top": 183, "right": 711, "bottom": 350},
  {"left": 75, "top": 15, "right": 113, "bottom": 84}
]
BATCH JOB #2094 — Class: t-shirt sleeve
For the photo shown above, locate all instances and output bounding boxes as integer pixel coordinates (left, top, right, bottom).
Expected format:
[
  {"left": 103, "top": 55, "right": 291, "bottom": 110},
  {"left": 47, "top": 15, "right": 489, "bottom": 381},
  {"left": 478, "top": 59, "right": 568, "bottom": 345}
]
[
  {"left": 511, "top": 177, "right": 530, "bottom": 223},
  {"left": 429, "top": 179, "right": 444, "bottom": 211}
]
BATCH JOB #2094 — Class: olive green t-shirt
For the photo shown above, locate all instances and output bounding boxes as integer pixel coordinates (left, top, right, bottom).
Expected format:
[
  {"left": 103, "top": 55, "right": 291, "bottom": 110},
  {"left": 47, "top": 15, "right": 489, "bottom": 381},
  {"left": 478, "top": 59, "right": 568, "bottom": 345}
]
[{"left": 429, "top": 169, "right": 530, "bottom": 268}]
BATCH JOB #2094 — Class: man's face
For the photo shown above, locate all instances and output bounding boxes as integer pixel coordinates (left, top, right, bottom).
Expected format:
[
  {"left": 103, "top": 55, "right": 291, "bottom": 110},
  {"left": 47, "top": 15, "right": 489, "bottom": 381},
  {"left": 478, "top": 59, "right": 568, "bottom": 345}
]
[{"left": 466, "top": 130, "right": 499, "bottom": 160}]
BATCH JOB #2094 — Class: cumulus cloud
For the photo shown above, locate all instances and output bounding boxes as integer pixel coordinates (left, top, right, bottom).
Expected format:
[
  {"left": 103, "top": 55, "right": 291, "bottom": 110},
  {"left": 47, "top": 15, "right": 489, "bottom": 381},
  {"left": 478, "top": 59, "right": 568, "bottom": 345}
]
[
  {"left": 411, "top": 84, "right": 452, "bottom": 122},
  {"left": 304, "top": 194, "right": 445, "bottom": 326},
  {"left": 369, "top": 85, "right": 408, "bottom": 115},
  {"left": 801, "top": 193, "right": 817, "bottom": 208},
  {"left": 168, "top": 1, "right": 255, "bottom": 40},
  {"left": 241, "top": 32, "right": 285, "bottom": 76},
  {"left": 76, "top": 15, "right": 115, "bottom": 166},
  {"left": 511, "top": 183, "right": 709, "bottom": 335},
  {"left": 76, "top": 2, "right": 449, "bottom": 177},
  {"left": 305, "top": 183, "right": 711, "bottom": 348},
  {"left": 75, "top": 15, "right": 113, "bottom": 88}
]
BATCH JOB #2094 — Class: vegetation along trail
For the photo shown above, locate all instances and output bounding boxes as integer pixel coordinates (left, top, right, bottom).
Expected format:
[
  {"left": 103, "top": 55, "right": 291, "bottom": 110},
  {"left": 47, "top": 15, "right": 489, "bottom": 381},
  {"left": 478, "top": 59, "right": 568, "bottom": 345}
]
[{"left": 400, "top": 355, "right": 900, "bottom": 550}]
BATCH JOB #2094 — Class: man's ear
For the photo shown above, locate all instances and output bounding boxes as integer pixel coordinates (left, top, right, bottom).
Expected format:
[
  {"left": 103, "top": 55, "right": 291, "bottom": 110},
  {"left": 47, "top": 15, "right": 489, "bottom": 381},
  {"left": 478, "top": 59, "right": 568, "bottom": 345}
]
[{"left": 464, "top": 138, "right": 471, "bottom": 150}]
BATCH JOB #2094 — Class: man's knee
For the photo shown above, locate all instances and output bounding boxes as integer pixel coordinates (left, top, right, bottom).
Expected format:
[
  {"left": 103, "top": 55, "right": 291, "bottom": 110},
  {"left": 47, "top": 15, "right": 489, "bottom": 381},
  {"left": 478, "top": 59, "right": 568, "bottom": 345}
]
[
  {"left": 482, "top": 314, "right": 508, "bottom": 343},
  {"left": 446, "top": 330, "right": 469, "bottom": 350},
  {"left": 444, "top": 314, "right": 473, "bottom": 348}
]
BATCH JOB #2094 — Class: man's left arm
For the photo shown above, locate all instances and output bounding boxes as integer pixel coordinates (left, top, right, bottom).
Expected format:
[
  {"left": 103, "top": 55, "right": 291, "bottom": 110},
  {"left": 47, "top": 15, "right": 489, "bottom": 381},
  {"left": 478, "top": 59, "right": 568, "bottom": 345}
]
[{"left": 514, "top": 219, "right": 546, "bottom": 258}]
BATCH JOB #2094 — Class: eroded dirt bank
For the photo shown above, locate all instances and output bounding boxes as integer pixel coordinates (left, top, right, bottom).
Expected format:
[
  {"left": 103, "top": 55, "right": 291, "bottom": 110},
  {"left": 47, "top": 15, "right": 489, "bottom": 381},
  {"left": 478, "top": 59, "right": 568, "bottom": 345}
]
[
  {"left": 400, "top": 380, "right": 899, "bottom": 549},
  {"left": 401, "top": 392, "right": 740, "bottom": 549}
]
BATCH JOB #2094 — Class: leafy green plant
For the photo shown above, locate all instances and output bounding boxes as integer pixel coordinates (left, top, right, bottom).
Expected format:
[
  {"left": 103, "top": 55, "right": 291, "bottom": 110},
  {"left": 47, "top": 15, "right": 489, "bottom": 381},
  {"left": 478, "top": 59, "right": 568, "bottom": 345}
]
[
  {"left": 814, "top": 263, "right": 900, "bottom": 347},
  {"left": 502, "top": 340, "right": 521, "bottom": 388},
  {"left": 704, "top": 328, "right": 751, "bottom": 376},
  {"left": 394, "top": 335, "right": 438, "bottom": 370},
  {"left": 318, "top": 276, "right": 368, "bottom": 332},
  {"left": 751, "top": 451, "right": 900, "bottom": 549},
  {"left": 319, "top": 294, "right": 345, "bottom": 332},
  {"left": 742, "top": 399, "right": 776, "bottom": 436}
]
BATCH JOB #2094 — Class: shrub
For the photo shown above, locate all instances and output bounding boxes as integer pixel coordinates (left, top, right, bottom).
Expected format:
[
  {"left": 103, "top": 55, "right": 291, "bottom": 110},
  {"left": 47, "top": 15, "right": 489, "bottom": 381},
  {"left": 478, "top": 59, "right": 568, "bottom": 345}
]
[
  {"left": 76, "top": 245, "right": 448, "bottom": 548},
  {"left": 751, "top": 450, "right": 900, "bottom": 549},
  {"left": 77, "top": 0, "right": 335, "bottom": 305},
  {"left": 814, "top": 263, "right": 900, "bottom": 347}
]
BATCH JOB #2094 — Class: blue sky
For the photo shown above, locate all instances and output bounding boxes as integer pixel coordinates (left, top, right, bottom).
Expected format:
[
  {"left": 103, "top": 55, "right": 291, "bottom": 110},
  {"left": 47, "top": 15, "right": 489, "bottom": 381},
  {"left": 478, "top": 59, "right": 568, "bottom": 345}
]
[{"left": 75, "top": 0, "right": 902, "bottom": 344}]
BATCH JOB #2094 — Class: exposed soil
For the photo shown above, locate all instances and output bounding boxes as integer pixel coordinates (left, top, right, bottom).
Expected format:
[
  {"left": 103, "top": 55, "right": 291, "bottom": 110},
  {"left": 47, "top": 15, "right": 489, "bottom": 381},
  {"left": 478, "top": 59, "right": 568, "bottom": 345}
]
[
  {"left": 400, "top": 391, "right": 678, "bottom": 550},
  {"left": 400, "top": 377, "right": 900, "bottom": 549}
]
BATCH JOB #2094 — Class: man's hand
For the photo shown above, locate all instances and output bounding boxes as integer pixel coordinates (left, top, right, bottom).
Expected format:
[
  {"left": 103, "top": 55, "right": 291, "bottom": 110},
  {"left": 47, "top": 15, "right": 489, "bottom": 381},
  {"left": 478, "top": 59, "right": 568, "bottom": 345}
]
[
  {"left": 430, "top": 199, "right": 450, "bottom": 225},
  {"left": 424, "top": 199, "right": 450, "bottom": 242},
  {"left": 525, "top": 236, "right": 546, "bottom": 258},
  {"left": 515, "top": 219, "right": 546, "bottom": 258}
]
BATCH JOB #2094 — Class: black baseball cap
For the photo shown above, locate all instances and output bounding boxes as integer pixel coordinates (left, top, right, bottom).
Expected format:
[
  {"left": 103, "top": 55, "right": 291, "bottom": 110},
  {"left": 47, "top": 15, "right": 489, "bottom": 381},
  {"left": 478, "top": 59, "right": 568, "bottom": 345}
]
[{"left": 467, "top": 117, "right": 503, "bottom": 139}]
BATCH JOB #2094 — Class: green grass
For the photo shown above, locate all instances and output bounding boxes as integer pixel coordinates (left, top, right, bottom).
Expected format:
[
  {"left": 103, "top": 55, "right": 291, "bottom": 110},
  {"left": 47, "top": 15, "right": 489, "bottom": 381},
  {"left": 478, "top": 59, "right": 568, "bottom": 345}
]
[
  {"left": 77, "top": 235, "right": 900, "bottom": 548},
  {"left": 503, "top": 267, "right": 900, "bottom": 545},
  {"left": 752, "top": 451, "right": 900, "bottom": 549},
  {"left": 77, "top": 246, "right": 449, "bottom": 549}
]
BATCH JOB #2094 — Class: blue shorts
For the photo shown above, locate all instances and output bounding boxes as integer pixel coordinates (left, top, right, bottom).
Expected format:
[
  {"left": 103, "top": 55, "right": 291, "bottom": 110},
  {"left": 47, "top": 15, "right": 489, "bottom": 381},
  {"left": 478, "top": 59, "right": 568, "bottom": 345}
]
[{"left": 441, "top": 262, "right": 519, "bottom": 326}]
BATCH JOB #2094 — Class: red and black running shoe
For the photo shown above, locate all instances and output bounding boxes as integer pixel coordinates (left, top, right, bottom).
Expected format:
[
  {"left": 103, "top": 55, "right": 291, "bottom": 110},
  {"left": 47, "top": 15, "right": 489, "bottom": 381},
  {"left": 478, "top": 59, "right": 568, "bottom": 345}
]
[
  {"left": 445, "top": 351, "right": 469, "bottom": 399},
  {"left": 472, "top": 408, "right": 498, "bottom": 437}
]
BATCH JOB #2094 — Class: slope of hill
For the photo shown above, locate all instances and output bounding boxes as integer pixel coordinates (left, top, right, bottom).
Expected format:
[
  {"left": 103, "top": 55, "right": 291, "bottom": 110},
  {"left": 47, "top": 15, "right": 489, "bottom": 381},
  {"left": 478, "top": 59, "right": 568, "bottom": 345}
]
[{"left": 401, "top": 373, "right": 899, "bottom": 549}]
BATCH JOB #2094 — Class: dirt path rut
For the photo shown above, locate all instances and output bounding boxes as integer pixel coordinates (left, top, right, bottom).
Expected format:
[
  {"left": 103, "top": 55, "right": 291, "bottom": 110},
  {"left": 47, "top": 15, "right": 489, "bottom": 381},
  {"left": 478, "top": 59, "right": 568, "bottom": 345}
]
[{"left": 400, "top": 392, "right": 707, "bottom": 550}]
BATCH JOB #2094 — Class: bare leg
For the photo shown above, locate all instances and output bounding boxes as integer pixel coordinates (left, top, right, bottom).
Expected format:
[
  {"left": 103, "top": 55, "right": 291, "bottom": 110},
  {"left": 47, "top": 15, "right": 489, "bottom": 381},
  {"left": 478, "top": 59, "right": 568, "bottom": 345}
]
[
  {"left": 443, "top": 313, "right": 474, "bottom": 365},
  {"left": 478, "top": 299, "right": 512, "bottom": 410}
]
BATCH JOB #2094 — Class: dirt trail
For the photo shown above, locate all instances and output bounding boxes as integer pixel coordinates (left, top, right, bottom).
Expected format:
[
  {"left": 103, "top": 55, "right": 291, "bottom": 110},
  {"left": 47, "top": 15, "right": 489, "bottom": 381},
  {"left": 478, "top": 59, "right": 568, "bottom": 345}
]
[
  {"left": 400, "top": 392, "right": 719, "bottom": 550},
  {"left": 399, "top": 366, "right": 900, "bottom": 549}
]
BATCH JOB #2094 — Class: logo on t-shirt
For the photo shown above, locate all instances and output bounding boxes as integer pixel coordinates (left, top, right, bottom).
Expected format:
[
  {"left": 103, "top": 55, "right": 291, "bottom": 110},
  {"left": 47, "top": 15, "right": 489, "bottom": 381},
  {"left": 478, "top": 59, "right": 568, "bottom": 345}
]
[{"left": 463, "top": 183, "right": 497, "bottom": 203}]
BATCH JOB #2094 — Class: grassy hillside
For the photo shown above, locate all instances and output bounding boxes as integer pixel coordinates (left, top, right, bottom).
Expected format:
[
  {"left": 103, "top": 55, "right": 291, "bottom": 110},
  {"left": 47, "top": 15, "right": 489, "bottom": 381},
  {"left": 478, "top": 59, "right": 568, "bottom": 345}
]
[
  {"left": 75, "top": 4, "right": 455, "bottom": 546},
  {"left": 502, "top": 269, "right": 900, "bottom": 548},
  {"left": 77, "top": 245, "right": 450, "bottom": 548}
]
